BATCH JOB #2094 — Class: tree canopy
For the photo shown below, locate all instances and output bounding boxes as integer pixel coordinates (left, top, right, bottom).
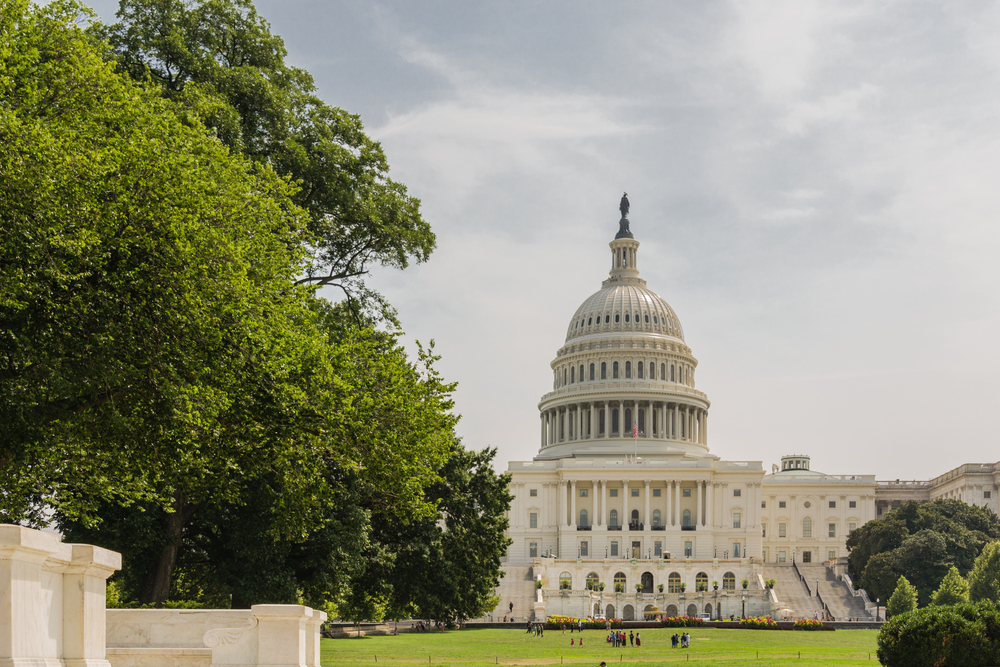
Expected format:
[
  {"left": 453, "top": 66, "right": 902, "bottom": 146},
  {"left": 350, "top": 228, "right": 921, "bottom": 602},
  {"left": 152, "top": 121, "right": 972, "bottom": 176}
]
[
  {"left": 969, "top": 541, "right": 1000, "bottom": 603},
  {"left": 931, "top": 566, "right": 970, "bottom": 606},
  {"left": 846, "top": 499, "right": 1000, "bottom": 605},
  {"left": 887, "top": 575, "right": 918, "bottom": 617}
]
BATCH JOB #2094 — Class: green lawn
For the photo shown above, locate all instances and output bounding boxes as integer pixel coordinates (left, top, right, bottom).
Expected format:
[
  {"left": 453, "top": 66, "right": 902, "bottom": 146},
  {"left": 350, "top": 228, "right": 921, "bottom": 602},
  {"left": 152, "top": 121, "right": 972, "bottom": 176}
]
[{"left": 321, "top": 627, "right": 881, "bottom": 667}]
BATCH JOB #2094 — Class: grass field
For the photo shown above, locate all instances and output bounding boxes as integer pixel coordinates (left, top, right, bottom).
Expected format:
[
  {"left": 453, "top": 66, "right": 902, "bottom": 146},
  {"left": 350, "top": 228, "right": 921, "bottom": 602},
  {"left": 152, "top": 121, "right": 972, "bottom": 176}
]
[{"left": 321, "top": 627, "right": 881, "bottom": 667}]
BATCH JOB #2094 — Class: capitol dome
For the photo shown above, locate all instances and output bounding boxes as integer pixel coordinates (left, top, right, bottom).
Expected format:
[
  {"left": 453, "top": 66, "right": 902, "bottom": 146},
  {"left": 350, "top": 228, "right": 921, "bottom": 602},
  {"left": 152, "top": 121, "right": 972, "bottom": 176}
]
[{"left": 535, "top": 212, "right": 712, "bottom": 461}]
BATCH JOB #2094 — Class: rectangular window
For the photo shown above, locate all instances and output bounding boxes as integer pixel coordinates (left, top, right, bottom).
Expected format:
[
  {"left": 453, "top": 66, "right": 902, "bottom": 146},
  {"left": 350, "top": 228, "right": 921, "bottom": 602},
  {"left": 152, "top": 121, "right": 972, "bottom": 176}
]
[
  {"left": 529, "top": 513, "right": 537, "bottom": 528},
  {"left": 803, "top": 551, "right": 812, "bottom": 563},
  {"left": 762, "top": 523, "right": 767, "bottom": 537},
  {"left": 581, "top": 541, "right": 588, "bottom": 557},
  {"left": 733, "top": 543, "right": 741, "bottom": 558},
  {"left": 761, "top": 501, "right": 766, "bottom": 508},
  {"left": 653, "top": 489, "right": 661, "bottom": 497},
  {"left": 849, "top": 522, "right": 857, "bottom": 533},
  {"left": 829, "top": 523, "right": 836, "bottom": 538},
  {"left": 986, "top": 491, "right": 993, "bottom": 499},
  {"left": 779, "top": 501, "right": 787, "bottom": 509},
  {"left": 683, "top": 489, "right": 691, "bottom": 497},
  {"left": 733, "top": 513, "right": 741, "bottom": 529},
  {"left": 829, "top": 550, "right": 837, "bottom": 560},
  {"left": 654, "top": 541, "right": 662, "bottom": 556},
  {"left": 878, "top": 507, "right": 883, "bottom": 515},
  {"left": 779, "top": 523, "right": 786, "bottom": 538},
  {"left": 632, "top": 541, "right": 641, "bottom": 557},
  {"left": 529, "top": 489, "right": 537, "bottom": 497},
  {"left": 849, "top": 500, "right": 857, "bottom": 508},
  {"left": 580, "top": 489, "right": 588, "bottom": 497},
  {"left": 529, "top": 542, "right": 537, "bottom": 557},
  {"left": 611, "top": 541, "right": 619, "bottom": 557},
  {"left": 829, "top": 501, "right": 836, "bottom": 508},
  {"left": 734, "top": 489, "right": 741, "bottom": 497},
  {"left": 763, "top": 548, "right": 769, "bottom": 562},
  {"left": 778, "top": 550, "right": 786, "bottom": 562},
  {"left": 684, "top": 541, "right": 692, "bottom": 557},
  {"left": 631, "top": 489, "right": 639, "bottom": 497},
  {"left": 610, "top": 489, "right": 619, "bottom": 497}
]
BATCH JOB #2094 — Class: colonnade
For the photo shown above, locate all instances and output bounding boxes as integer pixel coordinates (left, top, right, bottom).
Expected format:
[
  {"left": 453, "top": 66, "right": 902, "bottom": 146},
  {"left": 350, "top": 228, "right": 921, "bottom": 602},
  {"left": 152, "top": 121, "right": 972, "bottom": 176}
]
[
  {"left": 557, "top": 479, "right": 715, "bottom": 529},
  {"left": 540, "top": 400, "right": 707, "bottom": 448}
]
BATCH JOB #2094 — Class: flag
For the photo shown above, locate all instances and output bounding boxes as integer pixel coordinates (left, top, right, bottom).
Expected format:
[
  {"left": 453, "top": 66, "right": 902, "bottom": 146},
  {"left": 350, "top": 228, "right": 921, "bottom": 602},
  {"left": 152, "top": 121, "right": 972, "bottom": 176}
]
[{"left": 633, "top": 423, "right": 638, "bottom": 441}]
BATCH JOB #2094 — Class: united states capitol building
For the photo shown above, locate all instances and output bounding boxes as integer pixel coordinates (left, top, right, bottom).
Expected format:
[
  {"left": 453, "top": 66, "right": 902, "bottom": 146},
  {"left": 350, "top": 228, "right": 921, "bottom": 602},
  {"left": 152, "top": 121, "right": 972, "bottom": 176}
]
[{"left": 492, "top": 202, "right": 1000, "bottom": 622}]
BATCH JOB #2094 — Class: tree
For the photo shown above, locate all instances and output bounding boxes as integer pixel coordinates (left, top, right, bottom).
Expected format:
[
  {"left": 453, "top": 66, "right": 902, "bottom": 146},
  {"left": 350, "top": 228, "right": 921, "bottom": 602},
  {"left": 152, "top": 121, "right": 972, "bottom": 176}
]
[
  {"left": 969, "top": 541, "right": 1000, "bottom": 603},
  {"left": 887, "top": 576, "right": 918, "bottom": 617},
  {"left": 931, "top": 566, "right": 969, "bottom": 606},
  {"left": 94, "top": 0, "right": 435, "bottom": 312}
]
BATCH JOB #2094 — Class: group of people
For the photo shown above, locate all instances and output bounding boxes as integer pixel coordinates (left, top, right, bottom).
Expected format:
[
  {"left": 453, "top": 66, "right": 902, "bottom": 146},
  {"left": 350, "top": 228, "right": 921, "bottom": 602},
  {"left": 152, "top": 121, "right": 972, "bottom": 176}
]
[
  {"left": 671, "top": 632, "right": 691, "bottom": 648},
  {"left": 526, "top": 622, "right": 544, "bottom": 637},
  {"left": 606, "top": 630, "right": 640, "bottom": 647}
]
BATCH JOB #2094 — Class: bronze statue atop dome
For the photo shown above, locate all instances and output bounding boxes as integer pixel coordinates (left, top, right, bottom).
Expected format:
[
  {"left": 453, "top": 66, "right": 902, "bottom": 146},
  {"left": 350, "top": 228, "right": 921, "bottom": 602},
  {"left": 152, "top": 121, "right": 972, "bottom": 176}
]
[
  {"left": 619, "top": 192, "right": 629, "bottom": 218},
  {"left": 616, "top": 192, "right": 633, "bottom": 239}
]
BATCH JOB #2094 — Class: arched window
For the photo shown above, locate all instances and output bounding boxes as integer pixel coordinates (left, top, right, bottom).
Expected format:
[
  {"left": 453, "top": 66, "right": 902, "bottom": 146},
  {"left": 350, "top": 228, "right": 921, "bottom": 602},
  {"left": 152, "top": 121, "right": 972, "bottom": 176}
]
[
  {"left": 670, "top": 364, "right": 675, "bottom": 382},
  {"left": 589, "top": 363, "right": 595, "bottom": 381},
  {"left": 588, "top": 317, "right": 592, "bottom": 326},
  {"left": 612, "top": 409, "right": 619, "bottom": 434},
  {"left": 683, "top": 509, "right": 692, "bottom": 527},
  {"left": 615, "top": 313, "right": 620, "bottom": 323},
  {"left": 605, "top": 315, "right": 610, "bottom": 324},
  {"left": 571, "top": 367, "right": 575, "bottom": 383},
  {"left": 600, "top": 409, "right": 606, "bottom": 434},
  {"left": 587, "top": 572, "right": 600, "bottom": 590},
  {"left": 631, "top": 509, "right": 639, "bottom": 523},
  {"left": 638, "top": 408, "right": 644, "bottom": 433},
  {"left": 563, "top": 369, "right": 567, "bottom": 385},
  {"left": 625, "top": 313, "right": 630, "bottom": 323},
  {"left": 644, "top": 314, "right": 649, "bottom": 323},
  {"left": 661, "top": 363, "right": 665, "bottom": 380},
  {"left": 637, "top": 362, "right": 643, "bottom": 379},
  {"left": 601, "top": 362, "right": 607, "bottom": 379},
  {"left": 624, "top": 408, "right": 632, "bottom": 430},
  {"left": 559, "top": 572, "right": 573, "bottom": 590},
  {"left": 723, "top": 572, "right": 736, "bottom": 591},
  {"left": 625, "top": 361, "right": 631, "bottom": 378},
  {"left": 610, "top": 509, "right": 619, "bottom": 527},
  {"left": 614, "top": 572, "right": 627, "bottom": 591},
  {"left": 668, "top": 572, "right": 682, "bottom": 593},
  {"left": 802, "top": 516, "right": 812, "bottom": 538},
  {"left": 649, "top": 362, "right": 655, "bottom": 379},
  {"left": 580, "top": 509, "right": 588, "bottom": 527},
  {"left": 654, "top": 316, "right": 658, "bottom": 324},
  {"left": 613, "top": 361, "right": 619, "bottom": 379},
  {"left": 696, "top": 572, "right": 708, "bottom": 592},
  {"left": 579, "top": 365, "right": 584, "bottom": 382},
  {"left": 653, "top": 509, "right": 661, "bottom": 527}
]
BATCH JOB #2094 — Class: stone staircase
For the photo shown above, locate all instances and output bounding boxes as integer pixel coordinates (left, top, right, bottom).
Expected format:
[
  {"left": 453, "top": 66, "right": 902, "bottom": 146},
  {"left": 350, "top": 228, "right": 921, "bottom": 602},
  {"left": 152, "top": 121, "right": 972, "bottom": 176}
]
[
  {"left": 762, "top": 563, "right": 823, "bottom": 619},
  {"left": 796, "top": 563, "right": 870, "bottom": 621}
]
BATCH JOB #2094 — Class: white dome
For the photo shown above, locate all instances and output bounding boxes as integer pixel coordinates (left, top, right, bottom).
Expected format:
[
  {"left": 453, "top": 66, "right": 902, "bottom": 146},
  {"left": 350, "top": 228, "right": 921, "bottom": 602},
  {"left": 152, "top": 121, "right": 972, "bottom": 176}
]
[{"left": 565, "top": 282, "right": 684, "bottom": 343}]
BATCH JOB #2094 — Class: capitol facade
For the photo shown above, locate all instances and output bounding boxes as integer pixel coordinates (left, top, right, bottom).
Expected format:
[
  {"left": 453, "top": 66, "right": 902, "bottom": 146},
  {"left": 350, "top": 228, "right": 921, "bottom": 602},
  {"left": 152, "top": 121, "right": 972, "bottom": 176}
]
[{"left": 492, "top": 206, "right": 1000, "bottom": 623}]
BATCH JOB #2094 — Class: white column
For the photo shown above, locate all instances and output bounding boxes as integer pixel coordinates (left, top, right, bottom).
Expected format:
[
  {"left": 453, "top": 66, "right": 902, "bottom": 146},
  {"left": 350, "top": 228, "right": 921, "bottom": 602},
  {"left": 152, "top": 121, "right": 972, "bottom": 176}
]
[
  {"left": 540, "top": 413, "right": 546, "bottom": 447},
  {"left": 623, "top": 480, "right": 630, "bottom": 530},
  {"left": 673, "top": 404, "right": 679, "bottom": 439},
  {"left": 644, "top": 480, "right": 651, "bottom": 528},
  {"left": 674, "top": 481, "right": 680, "bottom": 526},
  {"left": 596, "top": 480, "right": 603, "bottom": 526},
  {"left": 706, "top": 481, "right": 714, "bottom": 529},
  {"left": 571, "top": 480, "right": 577, "bottom": 528},
  {"left": 697, "top": 480, "right": 703, "bottom": 527},
  {"left": 702, "top": 411, "right": 709, "bottom": 445},
  {"left": 618, "top": 400, "right": 624, "bottom": 436},
  {"left": 590, "top": 402, "right": 596, "bottom": 439},
  {"left": 666, "top": 480, "right": 672, "bottom": 527},
  {"left": 560, "top": 481, "right": 568, "bottom": 527}
]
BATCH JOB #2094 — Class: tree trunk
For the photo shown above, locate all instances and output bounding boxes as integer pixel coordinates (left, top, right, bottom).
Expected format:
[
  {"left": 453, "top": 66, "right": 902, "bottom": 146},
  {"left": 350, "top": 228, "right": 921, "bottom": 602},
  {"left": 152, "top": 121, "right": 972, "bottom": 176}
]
[{"left": 140, "top": 493, "right": 197, "bottom": 606}]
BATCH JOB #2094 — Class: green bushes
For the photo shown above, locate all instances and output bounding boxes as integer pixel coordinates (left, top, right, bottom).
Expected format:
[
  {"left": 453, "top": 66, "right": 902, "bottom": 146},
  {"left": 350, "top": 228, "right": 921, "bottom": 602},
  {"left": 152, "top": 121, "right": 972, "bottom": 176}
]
[{"left": 877, "top": 601, "right": 1000, "bottom": 667}]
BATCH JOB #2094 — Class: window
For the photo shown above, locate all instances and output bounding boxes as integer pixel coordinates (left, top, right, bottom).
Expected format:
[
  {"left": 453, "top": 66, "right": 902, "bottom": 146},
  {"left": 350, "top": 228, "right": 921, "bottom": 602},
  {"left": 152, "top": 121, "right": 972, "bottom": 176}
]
[
  {"left": 581, "top": 541, "right": 589, "bottom": 556},
  {"left": 762, "top": 523, "right": 767, "bottom": 537},
  {"left": 579, "top": 364, "right": 584, "bottom": 382},
  {"left": 670, "top": 365, "right": 675, "bottom": 381},
  {"left": 614, "top": 572, "right": 626, "bottom": 589},
  {"left": 986, "top": 491, "right": 993, "bottom": 499},
  {"left": 779, "top": 501, "right": 787, "bottom": 509},
  {"left": 654, "top": 541, "right": 662, "bottom": 556},
  {"left": 654, "top": 316, "right": 658, "bottom": 324},
  {"left": 580, "top": 489, "right": 588, "bottom": 497},
  {"left": 601, "top": 362, "right": 607, "bottom": 379},
  {"left": 587, "top": 572, "right": 600, "bottom": 589},
  {"left": 653, "top": 488, "right": 661, "bottom": 497},
  {"left": 802, "top": 517, "right": 812, "bottom": 538},
  {"left": 615, "top": 314, "right": 620, "bottom": 323},
  {"left": 849, "top": 522, "right": 857, "bottom": 533},
  {"left": 559, "top": 572, "right": 572, "bottom": 589},
  {"left": 637, "top": 362, "right": 643, "bottom": 379},
  {"left": 723, "top": 572, "right": 735, "bottom": 591},
  {"left": 610, "top": 489, "right": 619, "bottom": 497},
  {"left": 696, "top": 572, "right": 708, "bottom": 591},
  {"left": 734, "top": 489, "right": 741, "bottom": 497},
  {"left": 668, "top": 572, "right": 681, "bottom": 593},
  {"left": 571, "top": 367, "right": 575, "bottom": 383},
  {"left": 649, "top": 362, "right": 654, "bottom": 379},
  {"left": 829, "top": 501, "right": 836, "bottom": 508},
  {"left": 828, "top": 550, "right": 837, "bottom": 560},
  {"left": 529, "top": 513, "right": 537, "bottom": 528},
  {"left": 733, "top": 543, "right": 741, "bottom": 558},
  {"left": 611, "top": 541, "right": 619, "bottom": 557},
  {"left": 683, "top": 489, "right": 691, "bottom": 497},
  {"left": 779, "top": 523, "right": 786, "bottom": 538},
  {"left": 625, "top": 314, "right": 630, "bottom": 323},
  {"left": 529, "top": 542, "right": 537, "bottom": 557},
  {"left": 644, "top": 314, "right": 649, "bottom": 323},
  {"left": 590, "top": 363, "right": 595, "bottom": 381},
  {"left": 631, "top": 510, "right": 639, "bottom": 524},
  {"left": 849, "top": 500, "right": 857, "bottom": 508},
  {"left": 828, "top": 523, "right": 836, "bottom": 538},
  {"left": 631, "top": 489, "right": 639, "bottom": 497},
  {"left": 778, "top": 551, "right": 786, "bottom": 562},
  {"left": 683, "top": 509, "right": 691, "bottom": 527},
  {"left": 610, "top": 509, "right": 619, "bottom": 527},
  {"left": 579, "top": 510, "right": 588, "bottom": 527},
  {"left": 612, "top": 409, "right": 619, "bottom": 434},
  {"left": 625, "top": 361, "right": 631, "bottom": 378},
  {"left": 625, "top": 408, "right": 632, "bottom": 429},
  {"left": 563, "top": 369, "right": 567, "bottom": 385},
  {"left": 613, "top": 361, "right": 619, "bottom": 379},
  {"left": 588, "top": 318, "right": 592, "bottom": 326},
  {"left": 605, "top": 315, "right": 610, "bottom": 324},
  {"left": 660, "top": 363, "right": 665, "bottom": 379},
  {"left": 802, "top": 551, "right": 812, "bottom": 563},
  {"left": 804, "top": 501, "right": 811, "bottom": 508},
  {"left": 684, "top": 541, "right": 692, "bottom": 557},
  {"left": 653, "top": 510, "right": 661, "bottom": 527},
  {"left": 529, "top": 489, "right": 537, "bottom": 497},
  {"left": 761, "top": 501, "right": 766, "bottom": 508},
  {"left": 733, "top": 513, "right": 741, "bottom": 529}
]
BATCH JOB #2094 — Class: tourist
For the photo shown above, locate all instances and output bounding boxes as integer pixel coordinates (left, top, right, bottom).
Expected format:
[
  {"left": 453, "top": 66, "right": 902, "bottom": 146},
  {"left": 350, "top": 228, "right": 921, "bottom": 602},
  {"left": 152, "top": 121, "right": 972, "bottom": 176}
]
[
  {"left": 671, "top": 633, "right": 678, "bottom": 648},
  {"left": 635, "top": 632, "right": 641, "bottom": 647},
  {"left": 503, "top": 616, "right": 507, "bottom": 623},
  {"left": 571, "top": 638, "right": 575, "bottom": 646},
  {"left": 600, "top": 662, "right": 607, "bottom": 667},
  {"left": 580, "top": 638, "right": 584, "bottom": 647},
  {"left": 526, "top": 621, "right": 532, "bottom": 634},
  {"left": 628, "top": 631, "right": 634, "bottom": 646}
]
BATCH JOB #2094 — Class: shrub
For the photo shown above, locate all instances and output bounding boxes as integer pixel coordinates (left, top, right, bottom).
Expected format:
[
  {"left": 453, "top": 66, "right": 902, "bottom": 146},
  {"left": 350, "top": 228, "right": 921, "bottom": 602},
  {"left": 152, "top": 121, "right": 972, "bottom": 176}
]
[
  {"left": 740, "top": 616, "right": 777, "bottom": 629},
  {"left": 793, "top": 619, "right": 824, "bottom": 630},
  {"left": 659, "top": 616, "right": 706, "bottom": 628},
  {"left": 932, "top": 566, "right": 969, "bottom": 606},
  {"left": 888, "top": 575, "right": 919, "bottom": 617},
  {"left": 877, "top": 602, "right": 1000, "bottom": 667},
  {"left": 970, "top": 541, "right": 1000, "bottom": 603}
]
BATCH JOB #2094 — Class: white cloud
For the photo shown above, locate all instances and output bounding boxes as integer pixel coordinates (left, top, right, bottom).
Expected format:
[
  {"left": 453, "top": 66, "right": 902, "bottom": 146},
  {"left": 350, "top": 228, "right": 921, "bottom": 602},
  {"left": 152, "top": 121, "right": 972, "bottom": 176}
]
[{"left": 781, "top": 83, "right": 881, "bottom": 134}]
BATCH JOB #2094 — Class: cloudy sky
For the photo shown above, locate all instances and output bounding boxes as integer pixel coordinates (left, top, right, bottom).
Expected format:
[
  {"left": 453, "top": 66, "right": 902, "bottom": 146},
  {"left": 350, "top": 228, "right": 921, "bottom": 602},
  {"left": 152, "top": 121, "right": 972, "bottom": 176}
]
[{"left": 86, "top": 0, "right": 1000, "bottom": 480}]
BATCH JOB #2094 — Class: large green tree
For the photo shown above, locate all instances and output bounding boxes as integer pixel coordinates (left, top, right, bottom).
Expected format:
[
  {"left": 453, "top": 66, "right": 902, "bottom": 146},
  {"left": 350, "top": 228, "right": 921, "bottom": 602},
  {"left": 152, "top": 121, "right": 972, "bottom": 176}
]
[
  {"left": 969, "top": 541, "right": 1000, "bottom": 603},
  {"left": 887, "top": 575, "right": 919, "bottom": 617},
  {"left": 931, "top": 566, "right": 970, "bottom": 606},
  {"left": 847, "top": 499, "right": 1000, "bottom": 605},
  {"left": 94, "top": 0, "right": 434, "bottom": 309}
]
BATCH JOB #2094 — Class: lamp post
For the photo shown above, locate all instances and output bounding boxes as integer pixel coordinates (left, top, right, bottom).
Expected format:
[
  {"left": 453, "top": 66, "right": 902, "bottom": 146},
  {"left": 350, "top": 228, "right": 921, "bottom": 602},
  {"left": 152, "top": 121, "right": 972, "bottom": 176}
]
[
  {"left": 741, "top": 594, "right": 746, "bottom": 619},
  {"left": 876, "top": 598, "right": 880, "bottom": 622}
]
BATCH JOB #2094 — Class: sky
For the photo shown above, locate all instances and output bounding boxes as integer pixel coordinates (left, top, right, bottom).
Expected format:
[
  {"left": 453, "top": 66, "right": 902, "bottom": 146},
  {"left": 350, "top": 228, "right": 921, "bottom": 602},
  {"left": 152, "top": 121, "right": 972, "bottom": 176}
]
[{"left": 84, "top": 0, "right": 1000, "bottom": 481}]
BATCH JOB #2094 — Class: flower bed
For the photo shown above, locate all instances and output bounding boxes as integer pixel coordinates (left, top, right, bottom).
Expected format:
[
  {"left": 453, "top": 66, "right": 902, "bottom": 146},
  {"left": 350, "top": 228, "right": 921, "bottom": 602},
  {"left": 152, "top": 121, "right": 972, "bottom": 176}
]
[
  {"left": 793, "top": 618, "right": 825, "bottom": 630},
  {"left": 544, "top": 615, "right": 617, "bottom": 630},
  {"left": 740, "top": 616, "right": 778, "bottom": 629},
  {"left": 659, "top": 616, "right": 706, "bottom": 628}
]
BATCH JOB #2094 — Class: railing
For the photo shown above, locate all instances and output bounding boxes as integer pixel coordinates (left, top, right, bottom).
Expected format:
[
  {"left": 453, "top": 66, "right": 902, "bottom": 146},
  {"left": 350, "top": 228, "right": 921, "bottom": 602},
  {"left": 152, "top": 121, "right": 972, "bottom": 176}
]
[
  {"left": 681, "top": 525, "right": 696, "bottom": 531},
  {"left": 577, "top": 526, "right": 592, "bottom": 531},
  {"left": 792, "top": 561, "right": 811, "bottom": 596},
  {"left": 608, "top": 525, "right": 622, "bottom": 531},
  {"left": 816, "top": 590, "right": 834, "bottom": 621},
  {"left": 651, "top": 526, "right": 666, "bottom": 531}
]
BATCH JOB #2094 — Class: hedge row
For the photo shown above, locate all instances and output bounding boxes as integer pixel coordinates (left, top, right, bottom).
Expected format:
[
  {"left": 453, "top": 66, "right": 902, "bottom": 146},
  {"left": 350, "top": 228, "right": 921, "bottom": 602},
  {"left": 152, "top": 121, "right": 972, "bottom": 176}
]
[{"left": 878, "top": 601, "right": 1000, "bottom": 667}]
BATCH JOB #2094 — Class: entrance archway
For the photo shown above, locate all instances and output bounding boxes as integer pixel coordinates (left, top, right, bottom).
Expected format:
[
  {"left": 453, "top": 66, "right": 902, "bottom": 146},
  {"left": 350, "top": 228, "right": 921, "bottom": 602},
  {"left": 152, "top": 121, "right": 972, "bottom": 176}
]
[
  {"left": 705, "top": 603, "right": 713, "bottom": 619},
  {"left": 605, "top": 604, "right": 616, "bottom": 619},
  {"left": 623, "top": 604, "right": 635, "bottom": 621},
  {"left": 666, "top": 604, "right": 678, "bottom": 616},
  {"left": 641, "top": 572, "right": 654, "bottom": 593},
  {"left": 686, "top": 604, "right": 697, "bottom": 617}
]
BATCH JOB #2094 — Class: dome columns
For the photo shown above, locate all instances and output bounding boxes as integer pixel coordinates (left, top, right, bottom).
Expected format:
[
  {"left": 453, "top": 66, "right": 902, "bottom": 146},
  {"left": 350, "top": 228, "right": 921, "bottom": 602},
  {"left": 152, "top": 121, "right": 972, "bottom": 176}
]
[{"left": 537, "top": 399, "right": 709, "bottom": 451}]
